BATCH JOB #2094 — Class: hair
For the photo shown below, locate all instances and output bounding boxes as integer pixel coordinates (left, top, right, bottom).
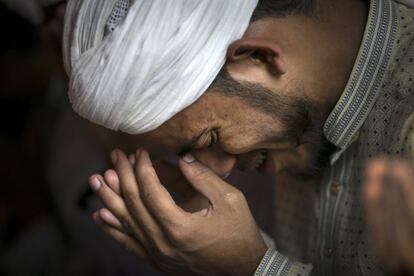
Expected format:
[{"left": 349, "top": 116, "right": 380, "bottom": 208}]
[
  {"left": 208, "top": 68, "right": 336, "bottom": 178},
  {"left": 209, "top": 69, "right": 313, "bottom": 143},
  {"left": 252, "top": 0, "right": 318, "bottom": 20}
]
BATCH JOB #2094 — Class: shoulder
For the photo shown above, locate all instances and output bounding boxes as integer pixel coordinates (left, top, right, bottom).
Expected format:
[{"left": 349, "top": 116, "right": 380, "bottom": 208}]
[{"left": 394, "top": 0, "right": 414, "bottom": 8}]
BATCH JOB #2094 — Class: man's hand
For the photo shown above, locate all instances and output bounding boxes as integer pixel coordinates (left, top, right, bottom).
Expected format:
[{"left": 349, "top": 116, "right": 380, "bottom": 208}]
[
  {"left": 152, "top": 159, "right": 212, "bottom": 213},
  {"left": 89, "top": 149, "right": 267, "bottom": 275},
  {"left": 363, "top": 157, "right": 414, "bottom": 274}
]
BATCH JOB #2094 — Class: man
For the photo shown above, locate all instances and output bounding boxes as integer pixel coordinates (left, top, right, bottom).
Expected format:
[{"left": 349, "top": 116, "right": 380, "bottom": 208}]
[{"left": 63, "top": 0, "right": 414, "bottom": 275}]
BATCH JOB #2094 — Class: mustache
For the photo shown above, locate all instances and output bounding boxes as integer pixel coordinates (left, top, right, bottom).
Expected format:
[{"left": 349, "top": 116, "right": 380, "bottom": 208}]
[{"left": 209, "top": 67, "right": 335, "bottom": 178}]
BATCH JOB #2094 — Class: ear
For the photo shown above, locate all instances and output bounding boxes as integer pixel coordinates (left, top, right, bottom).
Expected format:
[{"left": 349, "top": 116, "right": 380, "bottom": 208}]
[{"left": 227, "top": 37, "right": 287, "bottom": 76}]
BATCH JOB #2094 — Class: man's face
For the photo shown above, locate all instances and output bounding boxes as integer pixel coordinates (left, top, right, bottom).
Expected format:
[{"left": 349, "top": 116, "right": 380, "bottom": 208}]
[{"left": 137, "top": 68, "right": 335, "bottom": 180}]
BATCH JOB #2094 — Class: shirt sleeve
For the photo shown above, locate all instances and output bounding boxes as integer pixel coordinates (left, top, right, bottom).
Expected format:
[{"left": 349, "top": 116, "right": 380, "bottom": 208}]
[
  {"left": 254, "top": 249, "right": 313, "bottom": 276},
  {"left": 256, "top": 230, "right": 313, "bottom": 275},
  {"left": 260, "top": 230, "right": 276, "bottom": 250}
]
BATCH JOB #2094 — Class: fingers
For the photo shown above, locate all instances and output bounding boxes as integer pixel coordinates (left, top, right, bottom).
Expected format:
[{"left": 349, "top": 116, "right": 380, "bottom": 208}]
[
  {"left": 364, "top": 158, "right": 386, "bottom": 200},
  {"left": 153, "top": 159, "right": 182, "bottom": 185},
  {"left": 111, "top": 150, "right": 140, "bottom": 199},
  {"left": 178, "top": 153, "right": 235, "bottom": 206},
  {"left": 387, "top": 161, "right": 414, "bottom": 269},
  {"left": 134, "top": 150, "right": 188, "bottom": 225},
  {"left": 129, "top": 154, "right": 136, "bottom": 166},
  {"left": 94, "top": 212, "right": 148, "bottom": 258},
  {"left": 111, "top": 150, "right": 167, "bottom": 241},
  {"left": 364, "top": 158, "right": 414, "bottom": 272},
  {"left": 178, "top": 193, "right": 211, "bottom": 214},
  {"left": 89, "top": 174, "right": 128, "bottom": 219},
  {"left": 153, "top": 159, "right": 197, "bottom": 199},
  {"left": 93, "top": 149, "right": 195, "bottom": 267},
  {"left": 89, "top": 174, "right": 147, "bottom": 243},
  {"left": 380, "top": 164, "right": 405, "bottom": 271},
  {"left": 94, "top": 212, "right": 166, "bottom": 274},
  {"left": 98, "top": 208, "right": 123, "bottom": 231},
  {"left": 392, "top": 161, "right": 414, "bottom": 221},
  {"left": 364, "top": 159, "right": 397, "bottom": 267},
  {"left": 89, "top": 148, "right": 269, "bottom": 275},
  {"left": 104, "top": 169, "right": 120, "bottom": 195}
]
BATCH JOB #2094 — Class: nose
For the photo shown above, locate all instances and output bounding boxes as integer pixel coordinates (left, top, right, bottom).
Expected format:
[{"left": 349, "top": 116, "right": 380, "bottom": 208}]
[{"left": 192, "top": 146, "right": 237, "bottom": 179}]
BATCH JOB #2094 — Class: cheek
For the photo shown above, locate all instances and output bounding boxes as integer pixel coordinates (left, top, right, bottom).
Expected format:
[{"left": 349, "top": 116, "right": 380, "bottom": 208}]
[
  {"left": 218, "top": 109, "right": 284, "bottom": 153},
  {"left": 219, "top": 135, "right": 259, "bottom": 154},
  {"left": 219, "top": 122, "right": 279, "bottom": 154}
]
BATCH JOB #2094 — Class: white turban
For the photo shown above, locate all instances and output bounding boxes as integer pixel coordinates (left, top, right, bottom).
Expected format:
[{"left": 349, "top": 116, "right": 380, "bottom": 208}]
[{"left": 63, "top": 0, "right": 258, "bottom": 134}]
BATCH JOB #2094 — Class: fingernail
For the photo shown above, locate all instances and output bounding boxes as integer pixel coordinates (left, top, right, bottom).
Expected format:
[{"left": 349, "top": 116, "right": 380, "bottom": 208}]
[
  {"left": 90, "top": 177, "right": 102, "bottom": 191},
  {"left": 111, "top": 150, "right": 118, "bottom": 163},
  {"left": 93, "top": 212, "right": 103, "bottom": 224},
  {"left": 199, "top": 208, "right": 208, "bottom": 216},
  {"left": 136, "top": 149, "right": 144, "bottom": 161},
  {"left": 183, "top": 153, "right": 196, "bottom": 163},
  {"left": 129, "top": 154, "right": 136, "bottom": 165}
]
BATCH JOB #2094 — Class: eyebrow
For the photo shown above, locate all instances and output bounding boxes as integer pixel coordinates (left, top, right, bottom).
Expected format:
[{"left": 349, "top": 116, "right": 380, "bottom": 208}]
[{"left": 177, "top": 127, "right": 209, "bottom": 156}]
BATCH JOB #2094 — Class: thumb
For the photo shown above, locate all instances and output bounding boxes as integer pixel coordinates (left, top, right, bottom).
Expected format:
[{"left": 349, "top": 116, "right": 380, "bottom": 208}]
[
  {"left": 178, "top": 153, "right": 235, "bottom": 204},
  {"left": 153, "top": 159, "right": 195, "bottom": 198}
]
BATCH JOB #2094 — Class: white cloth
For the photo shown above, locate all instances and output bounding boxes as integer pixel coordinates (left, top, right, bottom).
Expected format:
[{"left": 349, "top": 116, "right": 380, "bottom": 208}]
[{"left": 63, "top": 0, "right": 258, "bottom": 134}]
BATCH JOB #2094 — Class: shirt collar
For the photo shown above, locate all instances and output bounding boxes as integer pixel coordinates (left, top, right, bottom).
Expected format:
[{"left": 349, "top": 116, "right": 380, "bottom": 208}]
[{"left": 323, "top": 0, "right": 398, "bottom": 150}]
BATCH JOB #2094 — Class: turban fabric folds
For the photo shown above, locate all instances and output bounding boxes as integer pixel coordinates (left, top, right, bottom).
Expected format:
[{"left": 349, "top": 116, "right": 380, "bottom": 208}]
[{"left": 63, "top": 0, "right": 258, "bottom": 134}]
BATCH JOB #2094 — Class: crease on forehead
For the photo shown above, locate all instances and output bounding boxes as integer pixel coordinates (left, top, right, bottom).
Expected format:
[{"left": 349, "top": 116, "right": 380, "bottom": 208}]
[
  {"left": 178, "top": 94, "right": 218, "bottom": 130},
  {"left": 148, "top": 103, "right": 213, "bottom": 152}
]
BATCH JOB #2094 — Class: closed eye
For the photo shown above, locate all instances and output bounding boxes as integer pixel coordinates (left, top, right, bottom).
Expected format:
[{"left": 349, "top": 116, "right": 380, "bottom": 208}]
[
  {"left": 177, "top": 128, "right": 218, "bottom": 156},
  {"left": 208, "top": 129, "right": 219, "bottom": 148}
]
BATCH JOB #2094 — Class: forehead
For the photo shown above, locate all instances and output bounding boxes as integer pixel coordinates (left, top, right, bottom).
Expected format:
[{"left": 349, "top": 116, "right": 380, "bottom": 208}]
[
  {"left": 142, "top": 92, "right": 282, "bottom": 155},
  {"left": 142, "top": 94, "right": 219, "bottom": 152},
  {"left": 163, "top": 92, "right": 258, "bottom": 139}
]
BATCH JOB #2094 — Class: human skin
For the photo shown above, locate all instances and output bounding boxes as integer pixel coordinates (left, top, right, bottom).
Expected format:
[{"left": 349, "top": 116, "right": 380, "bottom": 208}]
[
  {"left": 363, "top": 158, "right": 414, "bottom": 275},
  {"left": 86, "top": 0, "right": 370, "bottom": 274}
]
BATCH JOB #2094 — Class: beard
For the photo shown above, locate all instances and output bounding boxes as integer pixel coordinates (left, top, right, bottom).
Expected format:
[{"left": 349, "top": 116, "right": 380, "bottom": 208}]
[{"left": 208, "top": 68, "right": 336, "bottom": 180}]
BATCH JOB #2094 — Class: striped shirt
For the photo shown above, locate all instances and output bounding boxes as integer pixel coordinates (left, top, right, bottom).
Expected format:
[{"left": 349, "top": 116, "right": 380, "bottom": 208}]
[{"left": 256, "top": 0, "right": 414, "bottom": 275}]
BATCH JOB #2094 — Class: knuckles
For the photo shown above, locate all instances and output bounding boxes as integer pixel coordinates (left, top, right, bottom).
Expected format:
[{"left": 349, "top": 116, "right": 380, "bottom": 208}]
[
  {"left": 167, "top": 226, "right": 189, "bottom": 246},
  {"left": 223, "top": 190, "right": 245, "bottom": 206},
  {"left": 164, "top": 221, "right": 194, "bottom": 249},
  {"left": 153, "top": 240, "right": 175, "bottom": 259},
  {"left": 121, "top": 219, "right": 134, "bottom": 234},
  {"left": 123, "top": 192, "right": 139, "bottom": 209},
  {"left": 137, "top": 164, "right": 158, "bottom": 181},
  {"left": 189, "top": 164, "right": 213, "bottom": 180}
]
